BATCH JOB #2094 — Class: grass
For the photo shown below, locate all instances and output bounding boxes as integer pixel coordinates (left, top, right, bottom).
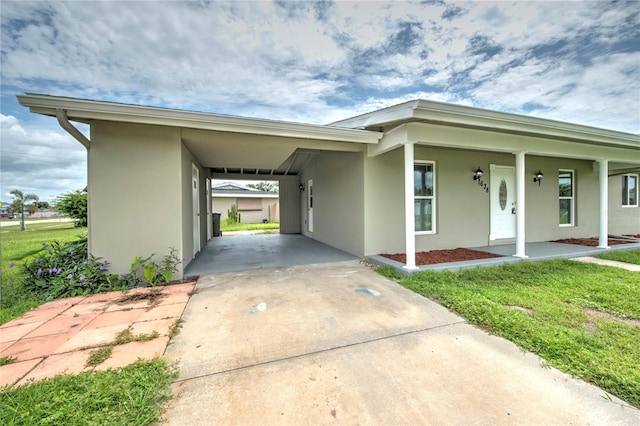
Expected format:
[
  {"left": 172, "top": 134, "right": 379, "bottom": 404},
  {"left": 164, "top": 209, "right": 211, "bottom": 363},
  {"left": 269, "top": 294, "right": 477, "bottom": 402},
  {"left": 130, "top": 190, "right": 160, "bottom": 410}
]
[
  {"left": 220, "top": 222, "right": 279, "bottom": 232},
  {"left": 0, "top": 358, "right": 177, "bottom": 425},
  {"left": 596, "top": 249, "right": 640, "bottom": 265},
  {"left": 389, "top": 260, "right": 640, "bottom": 407},
  {"left": 1, "top": 222, "right": 86, "bottom": 324}
]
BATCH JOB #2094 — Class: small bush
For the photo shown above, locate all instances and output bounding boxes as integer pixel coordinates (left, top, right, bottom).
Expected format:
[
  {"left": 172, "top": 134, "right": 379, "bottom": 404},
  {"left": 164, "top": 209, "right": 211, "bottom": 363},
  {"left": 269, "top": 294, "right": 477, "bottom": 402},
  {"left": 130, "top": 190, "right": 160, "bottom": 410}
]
[
  {"left": 115, "top": 248, "right": 181, "bottom": 288},
  {"left": 16, "top": 236, "right": 120, "bottom": 301},
  {"left": 55, "top": 190, "right": 87, "bottom": 227}
]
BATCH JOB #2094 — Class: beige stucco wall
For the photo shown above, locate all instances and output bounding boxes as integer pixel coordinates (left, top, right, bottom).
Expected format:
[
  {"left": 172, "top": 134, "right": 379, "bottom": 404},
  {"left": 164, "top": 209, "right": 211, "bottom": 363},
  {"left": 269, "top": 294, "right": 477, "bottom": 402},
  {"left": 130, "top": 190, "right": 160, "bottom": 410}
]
[
  {"left": 300, "top": 151, "right": 365, "bottom": 256},
  {"left": 89, "top": 122, "right": 184, "bottom": 277},
  {"left": 363, "top": 146, "right": 611, "bottom": 256},
  {"left": 280, "top": 180, "right": 301, "bottom": 234},
  {"left": 211, "top": 197, "right": 279, "bottom": 223},
  {"left": 181, "top": 143, "right": 208, "bottom": 267},
  {"left": 608, "top": 175, "right": 640, "bottom": 235}
]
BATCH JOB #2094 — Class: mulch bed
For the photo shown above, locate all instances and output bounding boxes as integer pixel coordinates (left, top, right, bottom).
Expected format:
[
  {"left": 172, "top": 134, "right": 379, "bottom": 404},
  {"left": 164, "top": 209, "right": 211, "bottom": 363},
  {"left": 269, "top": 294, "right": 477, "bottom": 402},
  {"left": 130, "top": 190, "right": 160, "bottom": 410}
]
[
  {"left": 552, "top": 237, "right": 638, "bottom": 247},
  {"left": 380, "top": 248, "right": 502, "bottom": 266}
]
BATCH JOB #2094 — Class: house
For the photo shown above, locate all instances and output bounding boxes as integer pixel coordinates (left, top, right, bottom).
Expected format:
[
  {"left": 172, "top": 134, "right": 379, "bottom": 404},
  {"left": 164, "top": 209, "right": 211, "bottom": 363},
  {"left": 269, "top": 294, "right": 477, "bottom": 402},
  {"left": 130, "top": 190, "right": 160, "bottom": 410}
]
[
  {"left": 17, "top": 94, "right": 640, "bottom": 277},
  {"left": 211, "top": 181, "right": 279, "bottom": 224}
]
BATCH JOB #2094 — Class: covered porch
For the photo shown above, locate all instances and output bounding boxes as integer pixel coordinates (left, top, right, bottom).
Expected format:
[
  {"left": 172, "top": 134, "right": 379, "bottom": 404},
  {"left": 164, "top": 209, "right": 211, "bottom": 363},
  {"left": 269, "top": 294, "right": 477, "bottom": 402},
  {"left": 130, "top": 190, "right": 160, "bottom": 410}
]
[{"left": 367, "top": 240, "right": 640, "bottom": 273}]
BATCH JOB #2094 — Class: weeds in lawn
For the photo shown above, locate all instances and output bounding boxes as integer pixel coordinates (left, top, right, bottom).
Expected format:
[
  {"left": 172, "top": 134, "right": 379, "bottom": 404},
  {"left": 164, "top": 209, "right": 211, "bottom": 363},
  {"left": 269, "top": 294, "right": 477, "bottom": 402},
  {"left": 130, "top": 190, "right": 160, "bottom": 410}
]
[
  {"left": 86, "top": 327, "right": 160, "bottom": 367},
  {"left": 1, "top": 358, "right": 177, "bottom": 425},
  {"left": 0, "top": 356, "right": 17, "bottom": 367}
]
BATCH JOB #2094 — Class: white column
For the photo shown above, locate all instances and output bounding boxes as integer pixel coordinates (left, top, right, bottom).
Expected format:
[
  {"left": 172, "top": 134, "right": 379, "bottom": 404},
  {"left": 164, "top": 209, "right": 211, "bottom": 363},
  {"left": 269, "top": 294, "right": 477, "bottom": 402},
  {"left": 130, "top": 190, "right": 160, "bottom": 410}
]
[
  {"left": 404, "top": 143, "right": 417, "bottom": 270},
  {"left": 514, "top": 151, "right": 527, "bottom": 258},
  {"left": 598, "top": 160, "right": 610, "bottom": 249}
]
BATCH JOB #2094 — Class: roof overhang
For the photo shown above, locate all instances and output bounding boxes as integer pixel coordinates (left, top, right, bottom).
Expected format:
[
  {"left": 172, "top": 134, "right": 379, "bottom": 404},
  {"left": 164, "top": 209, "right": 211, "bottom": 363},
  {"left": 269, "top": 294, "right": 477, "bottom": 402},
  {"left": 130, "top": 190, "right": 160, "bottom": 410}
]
[
  {"left": 332, "top": 99, "right": 639, "bottom": 150},
  {"left": 16, "top": 93, "right": 383, "bottom": 145}
]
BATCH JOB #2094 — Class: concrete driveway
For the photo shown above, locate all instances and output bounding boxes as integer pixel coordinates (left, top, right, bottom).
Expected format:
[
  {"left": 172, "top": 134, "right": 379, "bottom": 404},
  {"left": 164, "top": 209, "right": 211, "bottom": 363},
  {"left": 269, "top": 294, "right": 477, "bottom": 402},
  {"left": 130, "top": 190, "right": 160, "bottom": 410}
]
[{"left": 162, "top": 261, "right": 639, "bottom": 425}]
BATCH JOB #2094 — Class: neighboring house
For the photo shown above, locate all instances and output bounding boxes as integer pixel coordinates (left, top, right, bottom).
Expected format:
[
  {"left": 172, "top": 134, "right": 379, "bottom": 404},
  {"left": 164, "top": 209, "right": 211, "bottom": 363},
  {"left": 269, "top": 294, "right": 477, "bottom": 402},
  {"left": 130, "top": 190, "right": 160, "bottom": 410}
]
[
  {"left": 212, "top": 181, "right": 279, "bottom": 223},
  {"left": 17, "top": 94, "right": 640, "bottom": 277}
]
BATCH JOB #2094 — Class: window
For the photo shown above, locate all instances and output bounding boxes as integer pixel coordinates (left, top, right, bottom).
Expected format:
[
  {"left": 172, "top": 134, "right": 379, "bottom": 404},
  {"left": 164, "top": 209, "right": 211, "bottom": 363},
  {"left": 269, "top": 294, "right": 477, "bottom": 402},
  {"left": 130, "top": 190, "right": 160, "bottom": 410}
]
[
  {"left": 414, "top": 162, "right": 435, "bottom": 233},
  {"left": 622, "top": 174, "right": 638, "bottom": 207},
  {"left": 559, "top": 170, "right": 574, "bottom": 226},
  {"left": 237, "top": 198, "right": 262, "bottom": 211}
]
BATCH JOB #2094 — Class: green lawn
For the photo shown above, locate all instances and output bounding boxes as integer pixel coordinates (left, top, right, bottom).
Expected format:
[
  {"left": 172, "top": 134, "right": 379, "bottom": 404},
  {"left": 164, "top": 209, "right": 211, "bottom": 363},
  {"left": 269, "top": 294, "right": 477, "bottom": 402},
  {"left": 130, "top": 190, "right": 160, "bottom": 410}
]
[
  {"left": 1, "top": 222, "right": 86, "bottom": 324},
  {"left": 0, "top": 358, "right": 177, "bottom": 425},
  {"left": 380, "top": 260, "right": 640, "bottom": 407},
  {"left": 596, "top": 249, "right": 640, "bottom": 265},
  {"left": 220, "top": 222, "right": 279, "bottom": 232}
]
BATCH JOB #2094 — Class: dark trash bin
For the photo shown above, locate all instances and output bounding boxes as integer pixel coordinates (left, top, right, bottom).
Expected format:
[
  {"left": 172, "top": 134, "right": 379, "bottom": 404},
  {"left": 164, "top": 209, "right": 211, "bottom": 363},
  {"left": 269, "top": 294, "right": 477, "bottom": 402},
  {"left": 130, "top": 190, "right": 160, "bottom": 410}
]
[{"left": 212, "top": 212, "right": 221, "bottom": 237}]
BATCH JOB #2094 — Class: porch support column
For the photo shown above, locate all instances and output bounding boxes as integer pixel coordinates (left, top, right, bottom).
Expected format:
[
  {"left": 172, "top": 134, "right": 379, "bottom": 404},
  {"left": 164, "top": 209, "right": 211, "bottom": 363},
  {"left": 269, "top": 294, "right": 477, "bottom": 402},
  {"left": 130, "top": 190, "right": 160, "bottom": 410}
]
[
  {"left": 403, "top": 142, "right": 417, "bottom": 270},
  {"left": 598, "top": 159, "right": 610, "bottom": 249},
  {"left": 514, "top": 151, "right": 527, "bottom": 258}
]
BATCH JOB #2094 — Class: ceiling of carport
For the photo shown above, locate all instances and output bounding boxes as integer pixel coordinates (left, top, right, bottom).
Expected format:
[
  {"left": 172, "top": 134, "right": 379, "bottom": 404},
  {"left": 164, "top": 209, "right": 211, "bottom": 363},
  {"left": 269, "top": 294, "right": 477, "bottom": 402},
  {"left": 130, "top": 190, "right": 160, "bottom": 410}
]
[{"left": 181, "top": 129, "right": 365, "bottom": 176}]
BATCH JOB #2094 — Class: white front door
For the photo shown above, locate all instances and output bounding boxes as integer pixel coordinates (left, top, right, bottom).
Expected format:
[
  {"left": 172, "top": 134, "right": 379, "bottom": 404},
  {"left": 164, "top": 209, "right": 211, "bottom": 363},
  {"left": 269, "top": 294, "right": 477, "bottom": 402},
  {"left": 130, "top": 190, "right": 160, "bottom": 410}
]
[
  {"left": 192, "top": 164, "right": 200, "bottom": 255},
  {"left": 307, "top": 179, "right": 313, "bottom": 233},
  {"left": 490, "top": 165, "right": 516, "bottom": 240}
]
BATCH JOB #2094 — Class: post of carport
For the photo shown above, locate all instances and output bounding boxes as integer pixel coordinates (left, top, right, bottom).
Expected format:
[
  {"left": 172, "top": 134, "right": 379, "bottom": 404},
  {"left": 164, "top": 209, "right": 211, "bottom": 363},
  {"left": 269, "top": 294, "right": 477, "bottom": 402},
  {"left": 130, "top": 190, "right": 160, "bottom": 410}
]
[
  {"left": 598, "top": 160, "right": 610, "bottom": 249},
  {"left": 404, "top": 142, "right": 418, "bottom": 271}
]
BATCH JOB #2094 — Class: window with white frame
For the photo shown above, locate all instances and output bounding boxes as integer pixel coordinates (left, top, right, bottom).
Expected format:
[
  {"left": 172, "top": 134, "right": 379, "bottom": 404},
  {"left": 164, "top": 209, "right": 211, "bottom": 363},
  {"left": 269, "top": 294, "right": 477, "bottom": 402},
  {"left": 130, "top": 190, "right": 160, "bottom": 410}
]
[
  {"left": 622, "top": 174, "right": 638, "bottom": 207},
  {"left": 414, "top": 162, "right": 435, "bottom": 233},
  {"left": 559, "top": 170, "right": 574, "bottom": 226}
]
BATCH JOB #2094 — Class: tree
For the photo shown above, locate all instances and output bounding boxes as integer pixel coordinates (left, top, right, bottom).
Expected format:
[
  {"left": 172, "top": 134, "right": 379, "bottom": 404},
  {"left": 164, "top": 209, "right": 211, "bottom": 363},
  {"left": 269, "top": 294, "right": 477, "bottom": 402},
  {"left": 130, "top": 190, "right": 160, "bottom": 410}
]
[
  {"left": 247, "top": 181, "right": 278, "bottom": 193},
  {"left": 35, "top": 201, "right": 51, "bottom": 210},
  {"left": 10, "top": 189, "right": 39, "bottom": 231},
  {"left": 55, "top": 189, "right": 87, "bottom": 227}
]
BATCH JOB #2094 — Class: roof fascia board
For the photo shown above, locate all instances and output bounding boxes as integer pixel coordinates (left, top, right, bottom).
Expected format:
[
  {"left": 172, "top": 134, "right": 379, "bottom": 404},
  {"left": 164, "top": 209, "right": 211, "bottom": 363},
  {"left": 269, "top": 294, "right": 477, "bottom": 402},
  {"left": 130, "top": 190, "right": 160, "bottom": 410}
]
[
  {"left": 330, "top": 100, "right": 418, "bottom": 129},
  {"left": 17, "top": 94, "right": 382, "bottom": 144},
  {"left": 407, "top": 122, "right": 640, "bottom": 163},
  {"left": 412, "top": 102, "right": 638, "bottom": 148}
]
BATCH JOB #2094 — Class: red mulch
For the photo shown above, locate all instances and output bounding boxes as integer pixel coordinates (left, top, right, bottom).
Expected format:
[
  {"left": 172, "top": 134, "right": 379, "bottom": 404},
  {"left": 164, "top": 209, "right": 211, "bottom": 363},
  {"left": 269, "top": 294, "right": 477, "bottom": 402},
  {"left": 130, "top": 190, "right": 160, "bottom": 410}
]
[
  {"left": 552, "top": 237, "right": 637, "bottom": 247},
  {"left": 380, "top": 248, "right": 502, "bottom": 266}
]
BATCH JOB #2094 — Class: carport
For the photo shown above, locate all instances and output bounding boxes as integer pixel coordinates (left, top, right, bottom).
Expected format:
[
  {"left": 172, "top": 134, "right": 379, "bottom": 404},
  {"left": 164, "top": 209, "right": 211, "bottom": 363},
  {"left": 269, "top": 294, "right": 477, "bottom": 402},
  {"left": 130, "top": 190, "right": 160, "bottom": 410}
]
[{"left": 184, "top": 234, "right": 359, "bottom": 275}]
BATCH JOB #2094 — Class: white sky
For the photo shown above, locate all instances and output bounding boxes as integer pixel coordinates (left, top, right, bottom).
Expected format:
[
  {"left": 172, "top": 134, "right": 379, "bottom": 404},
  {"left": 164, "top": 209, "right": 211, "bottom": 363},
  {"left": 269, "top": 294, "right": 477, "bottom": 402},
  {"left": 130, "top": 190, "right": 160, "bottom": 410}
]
[{"left": 1, "top": 0, "right": 638, "bottom": 202}]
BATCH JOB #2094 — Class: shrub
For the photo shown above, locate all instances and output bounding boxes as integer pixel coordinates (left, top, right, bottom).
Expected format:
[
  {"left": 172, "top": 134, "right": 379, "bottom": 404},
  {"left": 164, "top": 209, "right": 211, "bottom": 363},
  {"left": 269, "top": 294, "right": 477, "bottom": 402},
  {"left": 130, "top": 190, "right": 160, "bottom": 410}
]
[
  {"left": 17, "top": 236, "right": 119, "bottom": 300},
  {"left": 225, "top": 203, "right": 241, "bottom": 225},
  {"left": 114, "top": 248, "right": 181, "bottom": 288},
  {"left": 55, "top": 189, "right": 87, "bottom": 227}
]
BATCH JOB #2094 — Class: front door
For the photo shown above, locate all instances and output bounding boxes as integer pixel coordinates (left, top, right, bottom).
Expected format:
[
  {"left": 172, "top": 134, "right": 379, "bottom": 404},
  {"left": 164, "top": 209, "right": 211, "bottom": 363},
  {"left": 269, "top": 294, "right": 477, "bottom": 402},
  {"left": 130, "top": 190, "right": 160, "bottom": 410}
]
[
  {"left": 192, "top": 164, "right": 200, "bottom": 255},
  {"left": 490, "top": 165, "right": 516, "bottom": 240},
  {"left": 307, "top": 179, "right": 313, "bottom": 233}
]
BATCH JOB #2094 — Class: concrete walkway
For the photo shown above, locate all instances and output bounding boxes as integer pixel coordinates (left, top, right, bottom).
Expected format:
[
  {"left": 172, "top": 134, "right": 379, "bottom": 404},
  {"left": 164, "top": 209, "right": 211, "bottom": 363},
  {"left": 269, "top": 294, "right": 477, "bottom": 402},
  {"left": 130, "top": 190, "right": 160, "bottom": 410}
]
[
  {"left": 572, "top": 256, "right": 640, "bottom": 271},
  {"left": 162, "top": 261, "right": 639, "bottom": 425}
]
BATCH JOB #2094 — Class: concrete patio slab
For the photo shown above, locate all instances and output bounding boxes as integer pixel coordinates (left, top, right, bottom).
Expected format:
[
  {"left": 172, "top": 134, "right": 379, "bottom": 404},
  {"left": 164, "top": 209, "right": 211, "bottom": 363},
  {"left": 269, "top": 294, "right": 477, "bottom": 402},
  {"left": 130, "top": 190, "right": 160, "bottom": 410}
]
[
  {"left": 185, "top": 234, "right": 358, "bottom": 276},
  {"left": 162, "top": 261, "right": 640, "bottom": 425}
]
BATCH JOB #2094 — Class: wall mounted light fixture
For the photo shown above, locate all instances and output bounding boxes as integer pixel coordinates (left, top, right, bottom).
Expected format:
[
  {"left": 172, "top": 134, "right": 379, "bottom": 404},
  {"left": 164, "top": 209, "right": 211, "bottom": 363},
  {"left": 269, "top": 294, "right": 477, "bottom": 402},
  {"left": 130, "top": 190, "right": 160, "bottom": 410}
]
[
  {"left": 473, "top": 168, "right": 483, "bottom": 181},
  {"left": 299, "top": 183, "right": 305, "bottom": 191},
  {"left": 533, "top": 170, "right": 544, "bottom": 186}
]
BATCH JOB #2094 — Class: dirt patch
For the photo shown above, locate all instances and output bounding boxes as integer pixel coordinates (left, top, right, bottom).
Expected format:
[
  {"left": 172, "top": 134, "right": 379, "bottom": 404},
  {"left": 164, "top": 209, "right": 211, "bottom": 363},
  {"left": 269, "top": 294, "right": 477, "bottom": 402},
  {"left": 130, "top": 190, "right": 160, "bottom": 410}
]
[
  {"left": 380, "top": 248, "right": 502, "bottom": 266},
  {"left": 582, "top": 307, "right": 640, "bottom": 328},
  {"left": 115, "top": 289, "right": 165, "bottom": 306},
  {"left": 505, "top": 305, "right": 533, "bottom": 316},
  {"left": 552, "top": 237, "right": 633, "bottom": 247}
]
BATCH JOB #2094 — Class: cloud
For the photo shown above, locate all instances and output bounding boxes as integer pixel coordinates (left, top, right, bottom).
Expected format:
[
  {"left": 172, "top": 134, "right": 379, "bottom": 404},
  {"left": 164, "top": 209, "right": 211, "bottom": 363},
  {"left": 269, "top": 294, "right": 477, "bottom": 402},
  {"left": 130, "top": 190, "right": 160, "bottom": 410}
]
[{"left": 0, "top": 114, "right": 87, "bottom": 202}]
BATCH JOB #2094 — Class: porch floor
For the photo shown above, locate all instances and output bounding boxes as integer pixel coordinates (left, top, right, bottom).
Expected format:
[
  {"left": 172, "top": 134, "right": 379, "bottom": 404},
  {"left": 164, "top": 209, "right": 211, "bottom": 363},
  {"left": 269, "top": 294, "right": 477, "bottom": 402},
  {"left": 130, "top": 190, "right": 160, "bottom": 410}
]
[
  {"left": 184, "top": 234, "right": 358, "bottom": 276},
  {"left": 367, "top": 241, "right": 640, "bottom": 274}
]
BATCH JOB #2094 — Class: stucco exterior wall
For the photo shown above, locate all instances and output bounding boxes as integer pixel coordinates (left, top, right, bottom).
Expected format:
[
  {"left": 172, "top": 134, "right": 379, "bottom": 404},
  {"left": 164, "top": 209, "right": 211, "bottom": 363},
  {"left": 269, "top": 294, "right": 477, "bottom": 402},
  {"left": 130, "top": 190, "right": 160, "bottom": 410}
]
[
  {"left": 89, "top": 122, "right": 183, "bottom": 277},
  {"left": 608, "top": 175, "right": 640, "bottom": 235},
  {"left": 300, "top": 151, "right": 365, "bottom": 256},
  {"left": 279, "top": 180, "right": 301, "bottom": 234},
  {"left": 211, "top": 197, "right": 279, "bottom": 223},
  {"left": 181, "top": 143, "right": 208, "bottom": 267},
  {"left": 363, "top": 148, "right": 404, "bottom": 255}
]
